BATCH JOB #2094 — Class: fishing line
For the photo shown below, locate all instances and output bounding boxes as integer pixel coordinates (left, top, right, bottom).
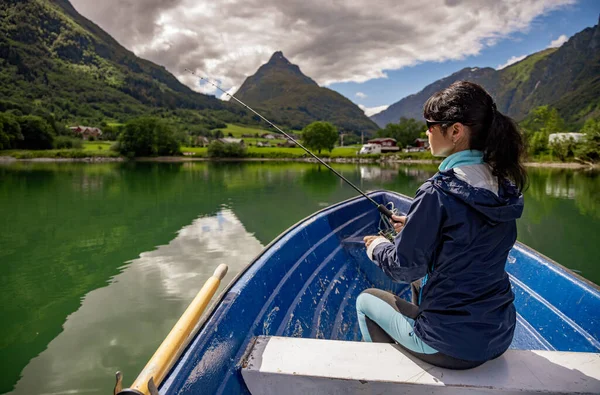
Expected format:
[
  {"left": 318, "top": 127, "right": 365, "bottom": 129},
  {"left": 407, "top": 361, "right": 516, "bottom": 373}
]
[{"left": 184, "top": 68, "right": 398, "bottom": 222}]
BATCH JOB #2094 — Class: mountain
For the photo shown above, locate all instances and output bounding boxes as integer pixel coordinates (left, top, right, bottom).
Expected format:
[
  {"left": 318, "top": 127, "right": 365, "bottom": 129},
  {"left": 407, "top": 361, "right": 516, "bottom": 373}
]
[
  {"left": 371, "top": 67, "right": 500, "bottom": 126},
  {"left": 235, "top": 52, "right": 379, "bottom": 134},
  {"left": 0, "top": 0, "right": 248, "bottom": 128},
  {"left": 372, "top": 19, "right": 600, "bottom": 128}
]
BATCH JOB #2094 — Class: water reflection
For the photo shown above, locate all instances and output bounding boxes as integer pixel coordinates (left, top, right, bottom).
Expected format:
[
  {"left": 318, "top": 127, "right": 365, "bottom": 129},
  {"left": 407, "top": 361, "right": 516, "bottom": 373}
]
[
  {"left": 525, "top": 168, "right": 600, "bottom": 220},
  {"left": 9, "top": 210, "right": 263, "bottom": 395},
  {"left": 0, "top": 161, "right": 598, "bottom": 395}
]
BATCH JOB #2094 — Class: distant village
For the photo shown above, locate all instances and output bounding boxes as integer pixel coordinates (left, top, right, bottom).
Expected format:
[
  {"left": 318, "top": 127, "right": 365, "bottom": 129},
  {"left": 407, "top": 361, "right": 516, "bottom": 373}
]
[
  {"left": 68, "top": 124, "right": 586, "bottom": 157},
  {"left": 191, "top": 132, "right": 299, "bottom": 149}
]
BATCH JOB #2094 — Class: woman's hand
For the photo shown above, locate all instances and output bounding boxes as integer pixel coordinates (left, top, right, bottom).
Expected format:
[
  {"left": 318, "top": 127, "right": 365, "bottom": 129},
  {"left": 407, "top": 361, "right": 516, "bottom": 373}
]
[
  {"left": 363, "top": 235, "right": 380, "bottom": 248},
  {"left": 391, "top": 215, "right": 406, "bottom": 233}
]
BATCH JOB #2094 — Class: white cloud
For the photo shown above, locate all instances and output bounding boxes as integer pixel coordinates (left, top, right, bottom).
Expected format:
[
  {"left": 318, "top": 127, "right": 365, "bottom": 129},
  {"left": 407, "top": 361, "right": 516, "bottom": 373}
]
[
  {"left": 220, "top": 86, "right": 238, "bottom": 101},
  {"left": 496, "top": 54, "right": 528, "bottom": 70},
  {"left": 359, "top": 104, "right": 389, "bottom": 117},
  {"left": 548, "top": 34, "right": 569, "bottom": 48},
  {"left": 355, "top": 92, "right": 367, "bottom": 99},
  {"left": 70, "top": 0, "right": 575, "bottom": 95}
]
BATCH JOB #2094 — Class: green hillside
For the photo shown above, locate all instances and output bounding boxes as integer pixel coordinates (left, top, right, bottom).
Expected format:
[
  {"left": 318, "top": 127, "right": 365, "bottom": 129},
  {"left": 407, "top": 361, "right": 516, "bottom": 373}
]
[
  {"left": 0, "top": 0, "right": 253, "bottom": 129},
  {"left": 372, "top": 20, "right": 600, "bottom": 129}
]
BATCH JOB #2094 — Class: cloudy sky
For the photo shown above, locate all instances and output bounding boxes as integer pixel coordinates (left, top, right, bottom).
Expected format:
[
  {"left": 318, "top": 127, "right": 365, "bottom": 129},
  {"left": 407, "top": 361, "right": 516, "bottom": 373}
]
[{"left": 70, "top": 0, "right": 599, "bottom": 117}]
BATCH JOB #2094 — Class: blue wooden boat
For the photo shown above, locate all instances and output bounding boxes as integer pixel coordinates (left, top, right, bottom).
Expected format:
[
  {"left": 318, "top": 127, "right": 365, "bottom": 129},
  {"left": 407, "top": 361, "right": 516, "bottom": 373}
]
[{"left": 127, "top": 191, "right": 600, "bottom": 394}]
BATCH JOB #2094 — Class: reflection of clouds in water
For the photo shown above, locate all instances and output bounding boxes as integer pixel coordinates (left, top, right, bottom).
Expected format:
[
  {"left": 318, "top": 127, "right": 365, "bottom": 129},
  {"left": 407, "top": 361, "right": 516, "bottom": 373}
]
[
  {"left": 141, "top": 209, "right": 262, "bottom": 299},
  {"left": 10, "top": 210, "right": 263, "bottom": 395}
]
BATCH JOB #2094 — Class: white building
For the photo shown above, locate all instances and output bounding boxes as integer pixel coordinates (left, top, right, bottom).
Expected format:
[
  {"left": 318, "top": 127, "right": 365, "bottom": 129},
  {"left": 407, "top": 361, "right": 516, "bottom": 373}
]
[{"left": 548, "top": 133, "right": 585, "bottom": 144}]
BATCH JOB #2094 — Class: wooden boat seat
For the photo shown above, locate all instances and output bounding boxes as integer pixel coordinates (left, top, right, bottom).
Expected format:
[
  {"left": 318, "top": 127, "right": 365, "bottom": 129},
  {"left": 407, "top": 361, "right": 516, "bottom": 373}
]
[{"left": 241, "top": 336, "right": 600, "bottom": 394}]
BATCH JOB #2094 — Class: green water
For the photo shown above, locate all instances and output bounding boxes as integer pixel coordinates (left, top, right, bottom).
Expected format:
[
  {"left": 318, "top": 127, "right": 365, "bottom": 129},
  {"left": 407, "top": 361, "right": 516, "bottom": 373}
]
[{"left": 0, "top": 161, "right": 598, "bottom": 394}]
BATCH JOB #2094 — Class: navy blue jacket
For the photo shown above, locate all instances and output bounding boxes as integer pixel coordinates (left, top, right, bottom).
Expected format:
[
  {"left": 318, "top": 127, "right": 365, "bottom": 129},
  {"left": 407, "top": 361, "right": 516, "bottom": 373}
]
[{"left": 372, "top": 169, "right": 524, "bottom": 361}]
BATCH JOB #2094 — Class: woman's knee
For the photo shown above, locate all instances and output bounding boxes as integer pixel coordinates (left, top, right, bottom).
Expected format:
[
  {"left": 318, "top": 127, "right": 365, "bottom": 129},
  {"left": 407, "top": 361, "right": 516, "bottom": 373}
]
[
  {"left": 356, "top": 289, "right": 386, "bottom": 317},
  {"left": 356, "top": 290, "right": 374, "bottom": 314}
]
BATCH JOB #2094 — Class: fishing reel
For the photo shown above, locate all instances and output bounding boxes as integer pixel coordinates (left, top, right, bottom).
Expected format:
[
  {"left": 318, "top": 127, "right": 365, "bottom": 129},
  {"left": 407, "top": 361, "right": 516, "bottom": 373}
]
[
  {"left": 378, "top": 228, "right": 397, "bottom": 242},
  {"left": 376, "top": 201, "right": 404, "bottom": 241}
]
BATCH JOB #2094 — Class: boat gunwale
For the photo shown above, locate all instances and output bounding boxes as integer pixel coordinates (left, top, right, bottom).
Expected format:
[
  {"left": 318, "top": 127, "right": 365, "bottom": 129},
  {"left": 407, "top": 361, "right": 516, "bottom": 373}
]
[{"left": 512, "top": 239, "right": 600, "bottom": 293}]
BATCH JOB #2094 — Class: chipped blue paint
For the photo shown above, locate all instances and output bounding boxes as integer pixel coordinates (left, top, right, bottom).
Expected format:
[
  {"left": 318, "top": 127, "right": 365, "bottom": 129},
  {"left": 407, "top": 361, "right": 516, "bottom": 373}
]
[{"left": 160, "top": 191, "right": 600, "bottom": 395}]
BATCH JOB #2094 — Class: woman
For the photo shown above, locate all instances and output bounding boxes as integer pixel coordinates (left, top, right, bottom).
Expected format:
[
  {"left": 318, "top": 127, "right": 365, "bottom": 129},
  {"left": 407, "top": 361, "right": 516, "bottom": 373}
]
[{"left": 357, "top": 81, "right": 526, "bottom": 369}]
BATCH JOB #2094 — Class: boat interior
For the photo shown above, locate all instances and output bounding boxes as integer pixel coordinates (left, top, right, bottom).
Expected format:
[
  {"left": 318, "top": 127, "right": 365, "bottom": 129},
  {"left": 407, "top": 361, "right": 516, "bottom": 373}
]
[{"left": 160, "top": 191, "right": 600, "bottom": 394}]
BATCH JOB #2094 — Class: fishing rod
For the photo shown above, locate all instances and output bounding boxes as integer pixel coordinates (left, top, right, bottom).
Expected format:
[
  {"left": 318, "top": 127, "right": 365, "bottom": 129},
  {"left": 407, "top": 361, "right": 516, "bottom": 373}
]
[{"left": 184, "top": 68, "right": 397, "bottom": 221}]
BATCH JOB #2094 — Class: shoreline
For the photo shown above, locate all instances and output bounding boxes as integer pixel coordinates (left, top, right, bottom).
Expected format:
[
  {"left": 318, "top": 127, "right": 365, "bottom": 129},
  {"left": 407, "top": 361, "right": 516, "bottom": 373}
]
[
  {"left": 1, "top": 155, "right": 597, "bottom": 169},
  {"left": 0, "top": 156, "right": 124, "bottom": 163}
]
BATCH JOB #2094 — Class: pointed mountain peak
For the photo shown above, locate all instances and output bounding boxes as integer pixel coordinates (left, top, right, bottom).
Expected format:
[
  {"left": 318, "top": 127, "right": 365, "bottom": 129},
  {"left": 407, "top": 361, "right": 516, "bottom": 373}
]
[
  {"left": 244, "top": 51, "right": 317, "bottom": 87},
  {"left": 234, "top": 52, "right": 378, "bottom": 134},
  {"left": 268, "top": 51, "right": 291, "bottom": 65}
]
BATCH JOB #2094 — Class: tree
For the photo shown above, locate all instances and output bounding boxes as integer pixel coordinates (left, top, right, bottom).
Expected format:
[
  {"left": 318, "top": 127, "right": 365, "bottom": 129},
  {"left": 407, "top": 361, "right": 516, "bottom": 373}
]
[
  {"left": 0, "top": 112, "right": 23, "bottom": 150},
  {"left": 118, "top": 117, "right": 180, "bottom": 157},
  {"left": 16, "top": 115, "right": 55, "bottom": 150},
  {"left": 100, "top": 125, "right": 120, "bottom": 141},
  {"left": 207, "top": 141, "right": 246, "bottom": 158},
  {"left": 521, "top": 106, "right": 566, "bottom": 156},
  {"left": 377, "top": 117, "right": 426, "bottom": 149},
  {"left": 529, "top": 131, "right": 548, "bottom": 156},
  {"left": 549, "top": 137, "right": 576, "bottom": 162},
  {"left": 575, "top": 118, "right": 600, "bottom": 163},
  {"left": 302, "top": 121, "right": 338, "bottom": 154}
]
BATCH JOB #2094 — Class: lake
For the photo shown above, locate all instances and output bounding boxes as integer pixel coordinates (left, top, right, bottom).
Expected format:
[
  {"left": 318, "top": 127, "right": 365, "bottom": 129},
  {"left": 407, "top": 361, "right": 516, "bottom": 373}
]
[{"left": 0, "top": 161, "right": 598, "bottom": 395}]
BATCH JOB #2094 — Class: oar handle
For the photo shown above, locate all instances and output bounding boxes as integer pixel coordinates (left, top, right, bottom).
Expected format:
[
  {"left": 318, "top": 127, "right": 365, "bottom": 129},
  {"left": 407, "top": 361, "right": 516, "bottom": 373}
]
[{"left": 116, "top": 264, "right": 229, "bottom": 395}]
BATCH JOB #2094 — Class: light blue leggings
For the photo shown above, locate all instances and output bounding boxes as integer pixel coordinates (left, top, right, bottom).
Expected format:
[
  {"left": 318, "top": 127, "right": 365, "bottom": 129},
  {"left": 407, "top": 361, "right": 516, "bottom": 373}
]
[{"left": 356, "top": 291, "right": 438, "bottom": 354}]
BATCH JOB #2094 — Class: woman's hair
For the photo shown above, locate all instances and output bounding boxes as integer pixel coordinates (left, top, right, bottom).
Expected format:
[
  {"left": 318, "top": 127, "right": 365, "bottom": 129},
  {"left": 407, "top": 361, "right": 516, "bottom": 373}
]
[{"left": 423, "top": 81, "right": 527, "bottom": 191}]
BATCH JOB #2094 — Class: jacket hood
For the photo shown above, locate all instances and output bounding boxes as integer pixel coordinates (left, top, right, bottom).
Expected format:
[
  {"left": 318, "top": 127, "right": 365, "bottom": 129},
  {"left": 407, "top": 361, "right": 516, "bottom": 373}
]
[{"left": 431, "top": 170, "right": 524, "bottom": 224}]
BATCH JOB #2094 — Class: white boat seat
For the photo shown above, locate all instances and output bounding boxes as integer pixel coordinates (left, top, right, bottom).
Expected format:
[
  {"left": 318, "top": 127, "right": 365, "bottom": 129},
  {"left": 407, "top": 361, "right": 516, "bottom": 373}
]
[{"left": 241, "top": 336, "right": 600, "bottom": 394}]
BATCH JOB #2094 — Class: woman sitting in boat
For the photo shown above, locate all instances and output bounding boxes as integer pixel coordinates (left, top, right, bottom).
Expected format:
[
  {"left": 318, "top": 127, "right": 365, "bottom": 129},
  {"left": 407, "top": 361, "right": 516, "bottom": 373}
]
[{"left": 359, "top": 81, "right": 526, "bottom": 370}]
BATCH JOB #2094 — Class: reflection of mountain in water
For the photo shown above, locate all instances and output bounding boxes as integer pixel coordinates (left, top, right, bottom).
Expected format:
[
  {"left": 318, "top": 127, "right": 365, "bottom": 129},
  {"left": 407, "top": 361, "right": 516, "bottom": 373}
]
[{"left": 9, "top": 210, "right": 263, "bottom": 395}]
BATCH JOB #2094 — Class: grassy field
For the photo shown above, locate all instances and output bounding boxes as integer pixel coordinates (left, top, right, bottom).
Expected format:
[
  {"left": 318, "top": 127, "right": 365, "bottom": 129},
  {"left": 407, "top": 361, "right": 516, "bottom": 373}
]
[
  {"left": 83, "top": 141, "right": 114, "bottom": 152},
  {"left": 180, "top": 145, "right": 367, "bottom": 159},
  {"left": 217, "top": 124, "right": 304, "bottom": 146},
  {"left": 0, "top": 148, "right": 120, "bottom": 159},
  {"left": 219, "top": 124, "right": 301, "bottom": 138}
]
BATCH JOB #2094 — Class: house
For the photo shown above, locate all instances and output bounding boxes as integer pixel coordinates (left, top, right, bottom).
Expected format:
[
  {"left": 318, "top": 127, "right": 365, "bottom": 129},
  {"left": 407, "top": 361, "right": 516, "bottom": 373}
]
[
  {"left": 256, "top": 141, "right": 270, "bottom": 147},
  {"left": 366, "top": 137, "right": 400, "bottom": 153},
  {"left": 69, "top": 126, "right": 103, "bottom": 140},
  {"left": 548, "top": 133, "right": 585, "bottom": 144},
  {"left": 261, "top": 133, "right": 276, "bottom": 139},
  {"left": 218, "top": 138, "right": 245, "bottom": 146},
  {"left": 414, "top": 138, "right": 430, "bottom": 149}
]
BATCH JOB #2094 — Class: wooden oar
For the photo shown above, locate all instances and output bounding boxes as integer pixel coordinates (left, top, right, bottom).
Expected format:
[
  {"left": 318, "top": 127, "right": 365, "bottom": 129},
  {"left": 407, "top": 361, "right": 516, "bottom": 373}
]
[{"left": 114, "top": 264, "right": 229, "bottom": 395}]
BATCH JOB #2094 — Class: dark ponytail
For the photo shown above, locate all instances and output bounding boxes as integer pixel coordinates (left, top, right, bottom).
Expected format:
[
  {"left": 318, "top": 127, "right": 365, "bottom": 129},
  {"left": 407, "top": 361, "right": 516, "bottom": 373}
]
[
  {"left": 485, "top": 108, "right": 527, "bottom": 192},
  {"left": 423, "top": 81, "right": 527, "bottom": 191}
]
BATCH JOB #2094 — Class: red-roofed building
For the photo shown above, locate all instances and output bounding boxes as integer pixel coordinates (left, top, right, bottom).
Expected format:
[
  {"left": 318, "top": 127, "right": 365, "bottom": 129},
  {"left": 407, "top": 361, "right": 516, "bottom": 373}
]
[
  {"left": 366, "top": 137, "right": 400, "bottom": 153},
  {"left": 69, "top": 126, "right": 103, "bottom": 140}
]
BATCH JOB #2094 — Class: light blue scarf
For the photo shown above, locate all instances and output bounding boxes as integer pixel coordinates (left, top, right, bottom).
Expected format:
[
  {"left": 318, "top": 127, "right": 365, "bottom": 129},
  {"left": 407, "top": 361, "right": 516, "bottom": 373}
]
[{"left": 438, "top": 150, "right": 484, "bottom": 171}]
